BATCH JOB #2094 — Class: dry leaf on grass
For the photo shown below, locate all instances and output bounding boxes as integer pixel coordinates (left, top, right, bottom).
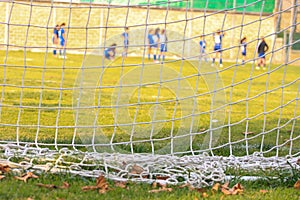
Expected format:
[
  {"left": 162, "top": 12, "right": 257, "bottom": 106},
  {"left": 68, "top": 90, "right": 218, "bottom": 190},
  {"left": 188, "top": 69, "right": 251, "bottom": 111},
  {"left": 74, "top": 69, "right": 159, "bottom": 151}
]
[
  {"left": 221, "top": 182, "right": 244, "bottom": 195},
  {"left": 0, "top": 164, "right": 10, "bottom": 173},
  {"left": 82, "top": 175, "right": 109, "bottom": 194},
  {"left": 114, "top": 181, "right": 127, "bottom": 189},
  {"left": 36, "top": 182, "right": 70, "bottom": 190},
  {"left": 242, "top": 132, "right": 254, "bottom": 135},
  {"left": 14, "top": 172, "right": 39, "bottom": 183},
  {"left": 297, "top": 158, "right": 300, "bottom": 165},
  {"left": 212, "top": 183, "right": 220, "bottom": 192},
  {"left": 155, "top": 175, "right": 169, "bottom": 180},
  {"left": 152, "top": 182, "right": 157, "bottom": 189},
  {"left": 202, "top": 192, "right": 209, "bottom": 198},
  {"left": 148, "top": 187, "right": 172, "bottom": 193},
  {"left": 221, "top": 182, "right": 230, "bottom": 190},
  {"left": 260, "top": 189, "right": 268, "bottom": 194},
  {"left": 0, "top": 175, "right": 5, "bottom": 180},
  {"left": 130, "top": 164, "right": 144, "bottom": 175},
  {"left": 294, "top": 179, "right": 300, "bottom": 190}
]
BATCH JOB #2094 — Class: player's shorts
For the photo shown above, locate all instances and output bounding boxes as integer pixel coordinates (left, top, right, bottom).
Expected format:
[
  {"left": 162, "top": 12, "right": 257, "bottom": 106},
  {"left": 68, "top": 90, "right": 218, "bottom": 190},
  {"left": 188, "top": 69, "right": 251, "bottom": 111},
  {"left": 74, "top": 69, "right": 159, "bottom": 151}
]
[
  {"left": 242, "top": 51, "right": 246, "bottom": 56},
  {"left": 60, "top": 40, "right": 65, "bottom": 47},
  {"left": 258, "top": 52, "right": 265, "bottom": 58},
  {"left": 124, "top": 40, "right": 129, "bottom": 48},
  {"left": 104, "top": 50, "right": 110, "bottom": 59},
  {"left": 160, "top": 43, "right": 167, "bottom": 52},
  {"left": 214, "top": 43, "right": 222, "bottom": 52}
]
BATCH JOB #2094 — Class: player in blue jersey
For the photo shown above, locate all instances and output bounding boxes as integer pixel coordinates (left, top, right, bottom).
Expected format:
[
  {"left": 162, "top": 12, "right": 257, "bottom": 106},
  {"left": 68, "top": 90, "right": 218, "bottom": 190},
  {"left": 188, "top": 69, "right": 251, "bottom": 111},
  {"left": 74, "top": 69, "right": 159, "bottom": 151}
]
[
  {"left": 58, "top": 23, "right": 66, "bottom": 59},
  {"left": 212, "top": 29, "right": 225, "bottom": 67},
  {"left": 122, "top": 27, "right": 129, "bottom": 58},
  {"left": 199, "top": 35, "right": 208, "bottom": 62},
  {"left": 256, "top": 36, "right": 269, "bottom": 70},
  {"left": 147, "top": 28, "right": 160, "bottom": 63},
  {"left": 240, "top": 37, "right": 247, "bottom": 65},
  {"left": 52, "top": 24, "right": 60, "bottom": 57},
  {"left": 158, "top": 29, "right": 167, "bottom": 63},
  {"left": 104, "top": 43, "right": 117, "bottom": 60}
]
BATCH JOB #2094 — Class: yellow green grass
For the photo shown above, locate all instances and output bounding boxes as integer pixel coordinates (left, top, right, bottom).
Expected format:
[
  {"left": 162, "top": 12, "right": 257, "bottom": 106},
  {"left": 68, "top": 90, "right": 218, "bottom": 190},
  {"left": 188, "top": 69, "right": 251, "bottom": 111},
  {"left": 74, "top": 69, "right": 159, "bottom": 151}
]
[{"left": 0, "top": 50, "right": 299, "bottom": 156}]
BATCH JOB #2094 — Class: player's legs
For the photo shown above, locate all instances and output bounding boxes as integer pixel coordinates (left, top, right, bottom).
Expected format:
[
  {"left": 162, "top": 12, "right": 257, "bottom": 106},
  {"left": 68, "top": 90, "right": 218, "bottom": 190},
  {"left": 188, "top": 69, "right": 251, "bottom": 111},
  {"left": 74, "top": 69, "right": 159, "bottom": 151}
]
[
  {"left": 148, "top": 46, "right": 152, "bottom": 60},
  {"left": 123, "top": 42, "right": 128, "bottom": 57},
  {"left": 153, "top": 46, "right": 158, "bottom": 62}
]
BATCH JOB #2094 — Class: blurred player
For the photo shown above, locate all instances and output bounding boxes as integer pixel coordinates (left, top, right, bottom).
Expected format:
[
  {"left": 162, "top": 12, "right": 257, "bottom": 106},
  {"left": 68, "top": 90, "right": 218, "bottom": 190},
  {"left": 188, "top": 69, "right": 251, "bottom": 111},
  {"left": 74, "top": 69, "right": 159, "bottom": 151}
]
[
  {"left": 58, "top": 22, "right": 66, "bottom": 59},
  {"left": 158, "top": 29, "right": 167, "bottom": 63},
  {"left": 104, "top": 43, "right": 117, "bottom": 60},
  {"left": 147, "top": 29, "right": 154, "bottom": 60},
  {"left": 199, "top": 35, "right": 208, "bottom": 62},
  {"left": 212, "top": 29, "right": 225, "bottom": 67},
  {"left": 122, "top": 27, "right": 129, "bottom": 58},
  {"left": 256, "top": 36, "right": 269, "bottom": 70},
  {"left": 240, "top": 37, "right": 247, "bottom": 65},
  {"left": 52, "top": 24, "right": 60, "bottom": 57}
]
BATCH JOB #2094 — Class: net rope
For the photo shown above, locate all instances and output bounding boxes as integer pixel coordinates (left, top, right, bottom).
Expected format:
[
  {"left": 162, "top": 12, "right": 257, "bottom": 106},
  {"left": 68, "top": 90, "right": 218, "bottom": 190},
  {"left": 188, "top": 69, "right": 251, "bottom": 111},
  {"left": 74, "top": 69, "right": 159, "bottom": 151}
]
[{"left": 0, "top": 0, "right": 299, "bottom": 187}]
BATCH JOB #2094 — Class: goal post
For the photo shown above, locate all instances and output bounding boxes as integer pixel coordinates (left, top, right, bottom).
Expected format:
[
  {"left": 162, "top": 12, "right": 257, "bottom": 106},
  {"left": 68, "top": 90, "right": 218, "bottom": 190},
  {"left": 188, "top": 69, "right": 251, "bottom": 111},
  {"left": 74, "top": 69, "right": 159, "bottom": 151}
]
[{"left": 0, "top": 0, "right": 299, "bottom": 187}]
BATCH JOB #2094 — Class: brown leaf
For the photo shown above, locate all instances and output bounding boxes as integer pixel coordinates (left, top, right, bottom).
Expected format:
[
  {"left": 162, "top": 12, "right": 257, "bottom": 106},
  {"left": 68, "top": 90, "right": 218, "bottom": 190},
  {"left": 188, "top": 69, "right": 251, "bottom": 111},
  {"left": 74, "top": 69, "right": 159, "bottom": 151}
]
[
  {"left": 212, "top": 183, "right": 220, "bottom": 192},
  {"left": 156, "top": 175, "right": 169, "bottom": 180},
  {"left": 294, "top": 179, "right": 300, "bottom": 189},
  {"left": 297, "top": 158, "right": 300, "bottom": 165},
  {"left": 0, "top": 175, "right": 5, "bottom": 180},
  {"left": 260, "top": 189, "right": 268, "bottom": 194},
  {"left": 202, "top": 192, "right": 209, "bottom": 198},
  {"left": 14, "top": 172, "right": 39, "bottom": 183},
  {"left": 81, "top": 185, "right": 99, "bottom": 191},
  {"left": 114, "top": 181, "right": 127, "bottom": 189},
  {"left": 221, "top": 182, "right": 230, "bottom": 189},
  {"left": 148, "top": 187, "right": 172, "bottom": 193},
  {"left": 231, "top": 188, "right": 243, "bottom": 195},
  {"left": 242, "top": 132, "right": 254, "bottom": 135},
  {"left": 178, "top": 183, "right": 191, "bottom": 188},
  {"left": 194, "top": 197, "right": 199, "bottom": 200},
  {"left": 58, "top": 182, "right": 70, "bottom": 189},
  {"left": 130, "top": 164, "right": 144, "bottom": 175},
  {"left": 152, "top": 182, "right": 157, "bottom": 189},
  {"left": 0, "top": 164, "right": 10, "bottom": 173},
  {"left": 221, "top": 187, "right": 232, "bottom": 195},
  {"left": 82, "top": 175, "right": 109, "bottom": 193},
  {"left": 36, "top": 183, "right": 58, "bottom": 189}
]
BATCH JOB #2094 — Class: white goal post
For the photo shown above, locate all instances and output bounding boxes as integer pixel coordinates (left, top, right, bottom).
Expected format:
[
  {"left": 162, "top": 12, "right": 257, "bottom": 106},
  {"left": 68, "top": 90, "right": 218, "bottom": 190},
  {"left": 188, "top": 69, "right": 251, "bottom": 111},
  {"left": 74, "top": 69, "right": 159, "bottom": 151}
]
[{"left": 0, "top": 0, "right": 299, "bottom": 187}]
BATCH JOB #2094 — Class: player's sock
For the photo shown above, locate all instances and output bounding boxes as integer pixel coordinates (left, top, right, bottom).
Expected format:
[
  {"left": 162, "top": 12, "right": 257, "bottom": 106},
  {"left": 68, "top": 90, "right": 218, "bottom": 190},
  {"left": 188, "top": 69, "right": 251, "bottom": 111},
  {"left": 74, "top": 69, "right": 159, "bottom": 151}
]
[
  {"left": 148, "top": 54, "right": 150, "bottom": 60},
  {"left": 220, "top": 59, "right": 223, "bottom": 65},
  {"left": 53, "top": 50, "right": 56, "bottom": 55},
  {"left": 162, "top": 55, "right": 165, "bottom": 61},
  {"left": 154, "top": 54, "right": 156, "bottom": 60},
  {"left": 242, "top": 60, "right": 245, "bottom": 65},
  {"left": 158, "top": 55, "right": 161, "bottom": 60},
  {"left": 212, "top": 58, "right": 215, "bottom": 63},
  {"left": 59, "top": 50, "right": 62, "bottom": 56}
]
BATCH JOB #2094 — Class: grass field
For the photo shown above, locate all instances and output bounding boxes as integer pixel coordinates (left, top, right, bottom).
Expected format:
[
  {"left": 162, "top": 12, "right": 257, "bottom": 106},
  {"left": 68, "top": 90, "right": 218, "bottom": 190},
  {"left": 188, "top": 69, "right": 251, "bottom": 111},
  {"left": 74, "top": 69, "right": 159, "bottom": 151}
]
[{"left": 0, "top": 50, "right": 299, "bottom": 199}]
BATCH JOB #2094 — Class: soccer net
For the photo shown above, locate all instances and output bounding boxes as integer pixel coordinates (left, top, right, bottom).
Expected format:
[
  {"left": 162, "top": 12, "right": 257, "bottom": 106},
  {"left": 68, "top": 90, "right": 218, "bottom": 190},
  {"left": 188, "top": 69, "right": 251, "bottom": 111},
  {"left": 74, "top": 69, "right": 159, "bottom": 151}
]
[{"left": 0, "top": 0, "right": 299, "bottom": 187}]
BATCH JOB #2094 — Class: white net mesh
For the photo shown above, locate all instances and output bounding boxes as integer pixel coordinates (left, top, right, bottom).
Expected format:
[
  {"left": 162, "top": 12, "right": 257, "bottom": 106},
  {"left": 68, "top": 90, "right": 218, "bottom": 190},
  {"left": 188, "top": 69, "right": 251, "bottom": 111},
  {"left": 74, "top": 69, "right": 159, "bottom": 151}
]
[{"left": 0, "top": 0, "right": 299, "bottom": 187}]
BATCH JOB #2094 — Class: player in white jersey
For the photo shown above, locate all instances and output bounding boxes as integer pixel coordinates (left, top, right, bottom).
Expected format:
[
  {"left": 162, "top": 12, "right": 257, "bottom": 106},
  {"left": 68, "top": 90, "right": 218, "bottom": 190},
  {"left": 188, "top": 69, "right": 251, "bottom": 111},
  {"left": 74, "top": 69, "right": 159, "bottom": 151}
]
[
  {"left": 212, "top": 29, "right": 225, "bottom": 67},
  {"left": 199, "top": 35, "right": 208, "bottom": 62},
  {"left": 158, "top": 29, "right": 167, "bottom": 63}
]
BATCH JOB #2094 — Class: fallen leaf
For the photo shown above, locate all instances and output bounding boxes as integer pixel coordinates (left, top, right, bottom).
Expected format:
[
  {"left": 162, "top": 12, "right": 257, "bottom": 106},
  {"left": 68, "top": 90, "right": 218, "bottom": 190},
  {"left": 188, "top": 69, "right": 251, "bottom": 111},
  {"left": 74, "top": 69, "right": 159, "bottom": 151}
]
[
  {"left": 202, "top": 192, "right": 209, "bottom": 198},
  {"left": 152, "top": 182, "right": 157, "bottom": 189},
  {"left": 36, "top": 182, "right": 70, "bottom": 190},
  {"left": 0, "top": 175, "right": 5, "bottom": 180},
  {"left": 82, "top": 175, "right": 109, "bottom": 194},
  {"left": 27, "top": 198, "right": 34, "bottom": 200},
  {"left": 221, "top": 182, "right": 230, "bottom": 189},
  {"left": 297, "top": 158, "right": 300, "bottom": 165},
  {"left": 294, "top": 179, "right": 300, "bottom": 189},
  {"left": 114, "top": 181, "right": 127, "bottom": 189},
  {"left": 14, "top": 172, "right": 39, "bottom": 183},
  {"left": 178, "top": 183, "right": 191, "bottom": 188},
  {"left": 81, "top": 185, "right": 99, "bottom": 191},
  {"left": 36, "top": 183, "right": 58, "bottom": 189},
  {"left": 221, "top": 187, "right": 232, "bottom": 195},
  {"left": 212, "top": 183, "right": 220, "bottom": 192},
  {"left": 242, "top": 132, "right": 254, "bottom": 135},
  {"left": 231, "top": 188, "right": 243, "bottom": 195},
  {"left": 194, "top": 197, "right": 199, "bottom": 200},
  {"left": 59, "top": 182, "right": 70, "bottom": 189},
  {"left": 196, "top": 188, "right": 207, "bottom": 193},
  {"left": 130, "top": 164, "right": 144, "bottom": 175},
  {"left": 0, "top": 164, "right": 10, "bottom": 173},
  {"left": 148, "top": 187, "right": 172, "bottom": 193},
  {"left": 260, "top": 189, "right": 268, "bottom": 194}
]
